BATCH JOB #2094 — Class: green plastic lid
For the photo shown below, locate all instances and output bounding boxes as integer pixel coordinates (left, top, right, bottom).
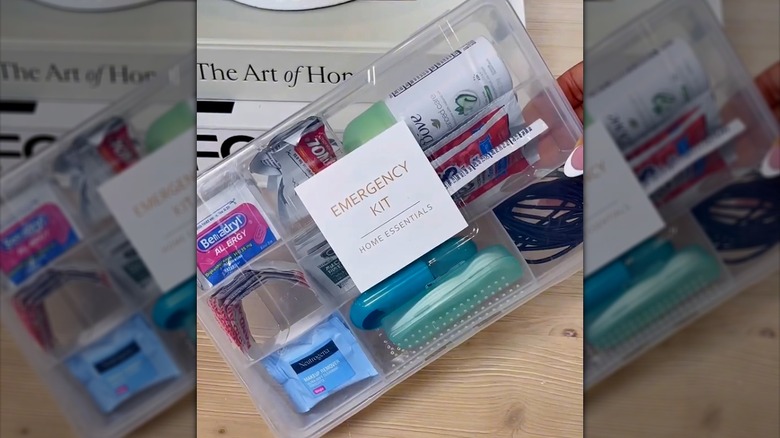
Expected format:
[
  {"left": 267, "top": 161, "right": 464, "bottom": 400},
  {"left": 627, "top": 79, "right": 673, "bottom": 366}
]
[
  {"left": 342, "top": 100, "right": 398, "bottom": 153},
  {"left": 144, "top": 101, "right": 195, "bottom": 152}
]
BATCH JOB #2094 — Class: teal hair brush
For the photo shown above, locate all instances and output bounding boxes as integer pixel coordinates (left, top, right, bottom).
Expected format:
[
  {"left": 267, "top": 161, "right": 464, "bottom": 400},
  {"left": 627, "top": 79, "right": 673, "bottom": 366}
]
[
  {"left": 381, "top": 245, "right": 524, "bottom": 350},
  {"left": 586, "top": 245, "right": 722, "bottom": 349}
]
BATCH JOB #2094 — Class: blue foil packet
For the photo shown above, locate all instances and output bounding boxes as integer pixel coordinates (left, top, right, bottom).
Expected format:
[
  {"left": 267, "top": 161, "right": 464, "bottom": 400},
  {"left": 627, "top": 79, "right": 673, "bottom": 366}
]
[
  {"left": 65, "top": 314, "right": 181, "bottom": 413},
  {"left": 261, "top": 314, "right": 378, "bottom": 413}
]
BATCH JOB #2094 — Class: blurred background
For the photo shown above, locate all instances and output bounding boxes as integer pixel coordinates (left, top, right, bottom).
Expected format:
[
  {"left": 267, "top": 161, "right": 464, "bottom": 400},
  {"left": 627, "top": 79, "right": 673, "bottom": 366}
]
[
  {"left": 1, "top": 1, "right": 196, "bottom": 437},
  {"left": 584, "top": 0, "right": 779, "bottom": 437}
]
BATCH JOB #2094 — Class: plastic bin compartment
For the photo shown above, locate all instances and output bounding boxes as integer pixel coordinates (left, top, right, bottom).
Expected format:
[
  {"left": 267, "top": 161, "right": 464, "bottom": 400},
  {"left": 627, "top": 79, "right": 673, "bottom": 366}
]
[
  {"left": 195, "top": 167, "right": 287, "bottom": 292},
  {"left": 290, "top": 232, "right": 359, "bottom": 306},
  {"left": 339, "top": 215, "right": 537, "bottom": 375},
  {"left": 198, "top": 241, "right": 334, "bottom": 363},
  {"left": 584, "top": 213, "right": 731, "bottom": 353},
  {"left": 492, "top": 175, "right": 584, "bottom": 279},
  {"left": 2, "top": 246, "right": 138, "bottom": 359},
  {"left": 691, "top": 173, "right": 780, "bottom": 279},
  {"left": 0, "top": 178, "right": 86, "bottom": 290},
  {"left": 140, "top": 299, "right": 199, "bottom": 369},
  {"left": 586, "top": 0, "right": 777, "bottom": 216},
  {"left": 48, "top": 313, "right": 192, "bottom": 437},
  {"left": 584, "top": 213, "right": 748, "bottom": 388},
  {"left": 195, "top": 1, "right": 582, "bottom": 437},
  {"left": 205, "top": 115, "right": 346, "bottom": 246},
  {"left": 226, "top": 313, "right": 384, "bottom": 438},
  {"left": 46, "top": 116, "right": 150, "bottom": 230},
  {"left": 636, "top": 76, "right": 775, "bottom": 221},
  {"left": 320, "top": 71, "right": 577, "bottom": 227},
  {"left": 92, "top": 227, "right": 159, "bottom": 298}
]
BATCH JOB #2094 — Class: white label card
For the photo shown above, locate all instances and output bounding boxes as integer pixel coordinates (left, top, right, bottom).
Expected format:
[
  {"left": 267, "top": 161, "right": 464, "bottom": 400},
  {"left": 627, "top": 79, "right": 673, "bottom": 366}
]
[
  {"left": 99, "top": 128, "right": 196, "bottom": 292},
  {"left": 584, "top": 121, "right": 666, "bottom": 275},
  {"left": 296, "top": 122, "right": 467, "bottom": 292}
]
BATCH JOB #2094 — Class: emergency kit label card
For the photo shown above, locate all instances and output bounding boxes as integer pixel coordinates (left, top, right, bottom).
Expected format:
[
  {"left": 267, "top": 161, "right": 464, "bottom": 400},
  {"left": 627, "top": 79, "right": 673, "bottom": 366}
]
[
  {"left": 295, "top": 122, "right": 468, "bottom": 292},
  {"left": 584, "top": 121, "right": 665, "bottom": 276},
  {"left": 99, "top": 128, "right": 195, "bottom": 292}
]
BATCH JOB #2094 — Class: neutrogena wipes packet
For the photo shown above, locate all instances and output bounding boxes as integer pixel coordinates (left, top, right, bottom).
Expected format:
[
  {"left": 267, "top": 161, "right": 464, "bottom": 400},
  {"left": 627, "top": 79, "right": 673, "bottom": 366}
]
[
  {"left": 64, "top": 314, "right": 181, "bottom": 413},
  {"left": 261, "top": 314, "right": 378, "bottom": 413}
]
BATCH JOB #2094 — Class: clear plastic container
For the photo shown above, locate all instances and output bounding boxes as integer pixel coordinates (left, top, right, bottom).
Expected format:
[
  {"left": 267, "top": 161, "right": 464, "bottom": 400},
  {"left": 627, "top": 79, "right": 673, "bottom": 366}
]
[
  {"left": 0, "top": 55, "right": 196, "bottom": 438},
  {"left": 584, "top": 0, "right": 779, "bottom": 389},
  {"left": 195, "top": 1, "right": 583, "bottom": 437}
]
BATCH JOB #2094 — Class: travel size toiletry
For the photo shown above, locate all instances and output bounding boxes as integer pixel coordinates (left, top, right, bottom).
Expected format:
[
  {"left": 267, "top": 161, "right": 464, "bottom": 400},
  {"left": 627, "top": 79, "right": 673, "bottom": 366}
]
[
  {"left": 52, "top": 117, "right": 143, "bottom": 224},
  {"left": 261, "top": 314, "right": 378, "bottom": 413},
  {"left": 587, "top": 38, "right": 711, "bottom": 149},
  {"left": 350, "top": 237, "right": 478, "bottom": 330},
  {"left": 623, "top": 93, "right": 718, "bottom": 162},
  {"left": 145, "top": 100, "right": 195, "bottom": 152},
  {"left": 424, "top": 92, "right": 523, "bottom": 161},
  {"left": 297, "top": 238, "right": 355, "bottom": 298},
  {"left": 431, "top": 102, "right": 531, "bottom": 203},
  {"left": 65, "top": 314, "right": 181, "bottom": 413},
  {"left": 586, "top": 244, "right": 721, "bottom": 349},
  {"left": 382, "top": 245, "right": 523, "bottom": 350},
  {"left": 342, "top": 37, "right": 513, "bottom": 153},
  {"left": 93, "top": 231, "right": 154, "bottom": 290},
  {"left": 249, "top": 116, "right": 342, "bottom": 232}
]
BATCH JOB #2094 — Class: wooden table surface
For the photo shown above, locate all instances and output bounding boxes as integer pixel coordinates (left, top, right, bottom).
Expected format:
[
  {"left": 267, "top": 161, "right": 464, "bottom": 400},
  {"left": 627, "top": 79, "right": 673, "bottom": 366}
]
[
  {"left": 195, "top": 1, "right": 585, "bottom": 438},
  {"left": 585, "top": 0, "right": 780, "bottom": 437},
  {"left": 197, "top": 275, "right": 585, "bottom": 438}
]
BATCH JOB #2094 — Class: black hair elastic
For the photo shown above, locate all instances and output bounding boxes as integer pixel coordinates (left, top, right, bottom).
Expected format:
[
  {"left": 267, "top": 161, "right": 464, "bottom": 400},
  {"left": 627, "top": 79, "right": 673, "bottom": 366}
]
[
  {"left": 692, "top": 173, "right": 780, "bottom": 264},
  {"left": 493, "top": 175, "right": 584, "bottom": 264}
]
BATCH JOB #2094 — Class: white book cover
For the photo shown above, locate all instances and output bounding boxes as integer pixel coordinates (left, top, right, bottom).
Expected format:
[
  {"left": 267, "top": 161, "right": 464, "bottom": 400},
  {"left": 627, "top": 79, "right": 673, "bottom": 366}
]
[
  {"left": 0, "top": 0, "right": 193, "bottom": 101},
  {"left": 197, "top": 0, "right": 526, "bottom": 101},
  {"left": 195, "top": 0, "right": 526, "bottom": 172}
]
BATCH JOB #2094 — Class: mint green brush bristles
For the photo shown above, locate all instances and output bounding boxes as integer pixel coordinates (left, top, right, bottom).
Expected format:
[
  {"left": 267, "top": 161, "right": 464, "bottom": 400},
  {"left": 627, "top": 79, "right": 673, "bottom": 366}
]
[
  {"left": 587, "top": 245, "right": 722, "bottom": 349},
  {"left": 382, "top": 246, "right": 523, "bottom": 350}
]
